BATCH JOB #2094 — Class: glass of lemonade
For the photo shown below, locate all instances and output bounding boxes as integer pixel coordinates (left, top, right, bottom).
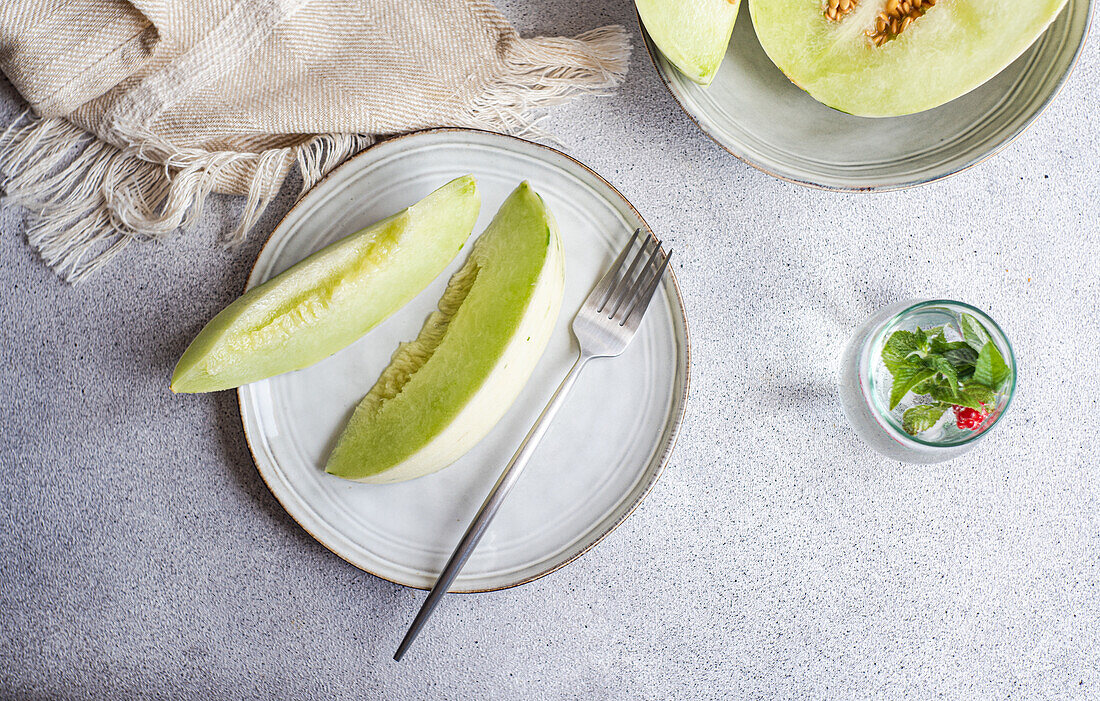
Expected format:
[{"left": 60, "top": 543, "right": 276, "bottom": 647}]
[{"left": 838, "top": 300, "right": 1016, "bottom": 463}]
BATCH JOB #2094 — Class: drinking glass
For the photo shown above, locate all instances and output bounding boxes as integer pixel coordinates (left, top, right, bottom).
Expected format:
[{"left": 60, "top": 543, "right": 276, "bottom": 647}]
[{"left": 838, "top": 299, "right": 1016, "bottom": 463}]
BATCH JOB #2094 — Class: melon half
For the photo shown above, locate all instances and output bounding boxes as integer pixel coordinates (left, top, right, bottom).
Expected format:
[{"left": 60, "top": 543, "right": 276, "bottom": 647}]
[
  {"left": 637, "top": 0, "right": 742, "bottom": 85},
  {"left": 325, "top": 182, "right": 565, "bottom": 484},
  {"left": 750, "top": 0, "right": 1070, "bottom": 117}
]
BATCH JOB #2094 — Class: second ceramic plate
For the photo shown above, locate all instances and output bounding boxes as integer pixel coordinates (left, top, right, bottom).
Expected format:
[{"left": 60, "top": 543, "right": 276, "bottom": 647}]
[
  {"left": 239, "top": 129, "right": 690, "bottom": 591},
  {"left": 642, "top": 0, "right": 1091, "bottom": 190}
]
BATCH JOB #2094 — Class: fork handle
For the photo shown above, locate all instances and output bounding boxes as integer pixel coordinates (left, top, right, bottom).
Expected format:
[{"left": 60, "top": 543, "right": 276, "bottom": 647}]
[{"left": 394, "top": 353, "right": 591, "bottom": 661}]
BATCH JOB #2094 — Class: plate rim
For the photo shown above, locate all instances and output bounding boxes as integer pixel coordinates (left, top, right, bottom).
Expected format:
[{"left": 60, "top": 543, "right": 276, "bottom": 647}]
[
  {"left": 638, "top": 0, "right": 1094, "bottom": 192},
  {"left": 237, "top": 127, "right": 692, "bottom": 592}
]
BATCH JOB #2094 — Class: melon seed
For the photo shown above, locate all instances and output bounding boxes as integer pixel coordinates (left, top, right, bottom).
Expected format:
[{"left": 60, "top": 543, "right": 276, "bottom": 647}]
[
  {"left": 824, "top": 0, "right": 857, "bottom": 21},
  {"left": 865, "top": 0, "right": 935, "bottom": 45}
]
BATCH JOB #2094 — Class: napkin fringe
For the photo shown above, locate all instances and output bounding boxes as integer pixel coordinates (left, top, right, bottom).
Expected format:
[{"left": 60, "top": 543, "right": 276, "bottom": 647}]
[
  {"left": 295, "top": 132, "right": 377, "bottom": 194},
  {"left": 0, "top": 112, "right": 378, "bottom": 282},
  {"left": 458, "top": 26, "right": 631, "bottom": 137}
]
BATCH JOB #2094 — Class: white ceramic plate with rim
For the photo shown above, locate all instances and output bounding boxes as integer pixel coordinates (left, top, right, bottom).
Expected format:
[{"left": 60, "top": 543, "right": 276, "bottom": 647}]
[
  {"left": 641, "top": 0, "right": 1092, "bottom": 190},
  {"left": 238, "top": 128, "right": 690, "bottom": 592}
]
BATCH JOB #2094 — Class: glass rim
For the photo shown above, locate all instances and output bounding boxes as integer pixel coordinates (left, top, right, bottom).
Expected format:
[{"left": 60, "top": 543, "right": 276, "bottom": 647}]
[{"left": 863, "top": 299, "right": 1017, "bottom": 449}]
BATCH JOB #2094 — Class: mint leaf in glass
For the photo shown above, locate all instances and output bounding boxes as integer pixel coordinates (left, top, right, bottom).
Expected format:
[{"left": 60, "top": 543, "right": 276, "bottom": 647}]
[
  {"left": 912, "top": 377, "right": 938, "bottom": 395},
  {"left": 882, "top": 329, "right": 925, "bottom": 374},
  {"left": 903, "top": 404, "right": 948, "bottom": 435},
  {"left": 890, "top": 365, "right": 936, "bottom": 410},
  {"left": 974, "top": 342, "right": 1010, "bottom": 390},
  {"left": 941, "top": 345, "right": 979, "bottom": 371},
  {"left": 912, "top": 327, "right": 928, "bottom": 349},
  {"left": 961, "top": 381, "right": 996, "bottom": 407},
  {"left": 930, "top": 335, "right": 973, "bottom": 355},
  {"left": 928, "top": 380, "right": 962, "bottom": 406},
  {"left": 925, "top": 355, "right": 959, "bottom": 386},
  {"left": 960, "top": 313, "right": 993, "bottom": 353},
  {"left": 931, "top": 381, "right": 994, "bottom": 410}
]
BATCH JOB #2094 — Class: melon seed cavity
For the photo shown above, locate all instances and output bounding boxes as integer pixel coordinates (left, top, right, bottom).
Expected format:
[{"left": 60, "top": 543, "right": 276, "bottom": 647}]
[
  {"left": 357, "top": 260, "right": 481, "bottom": 415},
  {"left": 824, "top": 0, "right": 937, "bottom": 45}
]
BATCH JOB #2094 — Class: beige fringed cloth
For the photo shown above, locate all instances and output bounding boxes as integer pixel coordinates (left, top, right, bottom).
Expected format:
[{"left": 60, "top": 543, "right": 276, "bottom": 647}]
[{"left": 0, "top": 0, "right": 629, "bottom": 281}]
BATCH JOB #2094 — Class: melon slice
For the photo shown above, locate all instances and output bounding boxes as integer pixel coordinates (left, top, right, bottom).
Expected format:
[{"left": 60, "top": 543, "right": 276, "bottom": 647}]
[
  {"left": 171, "top": 176, "right": 480, "bottom": 393},
  {"left": 750, "top": 0, "right": 1069, "bottom": 117},
  {"left": 325, "top": 182, "right": 565, "bottom": 483},
  {"left": 637, "top": 0, "right": 742, "bottom": 85}
]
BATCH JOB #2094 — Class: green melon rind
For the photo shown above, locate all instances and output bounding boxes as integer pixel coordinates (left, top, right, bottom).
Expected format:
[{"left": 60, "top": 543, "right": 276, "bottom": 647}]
[
  {"left": 637, "top": 0, "right": 742, "bottom": 86},
  {"left": 325, "top": 182, "right": 565, "bottom": 483},
  {"left": 171, "top": 176, "right": 480, "bottom": 393},
  {"left": 749, "top": 0, "right": 1069, "bottom": 117}
]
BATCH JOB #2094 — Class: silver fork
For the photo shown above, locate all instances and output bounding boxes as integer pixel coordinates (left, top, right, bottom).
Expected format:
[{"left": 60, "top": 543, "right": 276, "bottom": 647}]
[{"left": 394, "top": 228, "right": 672, "bottom": 661}]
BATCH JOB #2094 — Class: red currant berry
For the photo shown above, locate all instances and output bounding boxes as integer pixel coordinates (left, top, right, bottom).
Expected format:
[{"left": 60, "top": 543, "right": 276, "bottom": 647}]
[{"left": 953, "top": 405, "right": 985, "bottom": 430}]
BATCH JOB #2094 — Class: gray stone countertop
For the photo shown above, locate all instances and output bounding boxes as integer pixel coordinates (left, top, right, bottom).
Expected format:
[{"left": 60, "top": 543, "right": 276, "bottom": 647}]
[{"left": 2, "top": 1, "right": 1097, "bottom": 698}]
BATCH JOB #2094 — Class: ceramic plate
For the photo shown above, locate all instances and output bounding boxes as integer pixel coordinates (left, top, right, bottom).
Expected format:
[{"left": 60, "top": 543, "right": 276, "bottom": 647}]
[
  {"left": 239, "top": 129, "right": 690, "bottom": 591},
  {"left": 642, "top": 0, "right": 1092, "bottom": 190}
]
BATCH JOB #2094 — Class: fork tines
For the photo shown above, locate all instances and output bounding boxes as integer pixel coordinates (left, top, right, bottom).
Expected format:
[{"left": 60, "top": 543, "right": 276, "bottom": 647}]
[{"left": 593, "top": 228, "right": 672, "bottom": 328}]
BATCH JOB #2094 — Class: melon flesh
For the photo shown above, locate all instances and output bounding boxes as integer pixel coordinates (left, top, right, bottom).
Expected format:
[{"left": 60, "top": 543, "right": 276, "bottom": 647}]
[
  {"left": 750, "top": 0, "right": 1069, "bottom": 117},
  {"left": 171, "top": 176, "right": 480, "bottom": 393},
  {"left": 325, "top": 182, "right": 565, "bottom": 484},
  {"left": 637, "top": 0, "right": 741, "bottom": 85}
]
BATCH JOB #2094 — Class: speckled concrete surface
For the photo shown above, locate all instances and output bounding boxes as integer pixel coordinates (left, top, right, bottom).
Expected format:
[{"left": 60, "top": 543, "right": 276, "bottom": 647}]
[{"left": 2, "top": 1, "right": 1098, "bottom": 698}]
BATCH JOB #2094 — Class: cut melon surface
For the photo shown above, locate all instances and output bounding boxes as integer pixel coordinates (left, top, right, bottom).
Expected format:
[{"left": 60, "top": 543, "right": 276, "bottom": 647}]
[
  {"left": 325, "top": 182, "right": 565, "bottom": 484},
  {"left": 171, "top": 176, "right": 480, "bottom": 393},
  {"left": 749, "top": 0, "right": 1069, "bottom": 117},
  {"left": 637, "top": 0, "right": 741, "bottom": 85}
]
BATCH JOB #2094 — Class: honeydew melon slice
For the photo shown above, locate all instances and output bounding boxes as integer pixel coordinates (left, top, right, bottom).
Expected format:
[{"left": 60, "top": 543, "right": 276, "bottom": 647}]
[
  {"left": 171, "top": 176, "right": 480, "bottom": 393},
  {"left": 325, "top": 182, "right": 565, "bottom": 483},
  {"left": 749, "top": 0, "right": 1069, "bottom": 117},
  {"left": 637, "top": 0, "right": 742, "bottom": 85}
]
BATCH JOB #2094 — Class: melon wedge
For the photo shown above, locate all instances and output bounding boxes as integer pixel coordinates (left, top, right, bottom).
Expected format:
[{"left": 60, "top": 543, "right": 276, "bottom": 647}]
[
  {"left": 637, "top": 0, "right": 741, "bottom": 85},
  {"left": 171, "top": 176, "right": 480, "bottom": 393},
  {"left": 749, "top": 0, "right": 1069, "bottom": 117},
  {"left": 325, "top": 182, "right": 565, "bottom": 483}
]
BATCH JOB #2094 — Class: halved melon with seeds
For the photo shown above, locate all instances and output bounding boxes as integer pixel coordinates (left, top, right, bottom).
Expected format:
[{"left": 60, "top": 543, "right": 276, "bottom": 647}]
[
  {"left": 171, "top": 176, "right": 480, "bottom": 393},
  {"left": 749, "top": 0, "right": 1069, "bottom": 116},
  {"left": 637, "top": 0, "right": 742, "bottom": 85},
  {"left": 325, "top": 182, "right": 565, "bottom": 483}
]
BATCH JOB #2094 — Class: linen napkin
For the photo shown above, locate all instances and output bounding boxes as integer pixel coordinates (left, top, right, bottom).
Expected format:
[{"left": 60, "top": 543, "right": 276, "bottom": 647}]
[{"left": 0, "top": 0, "right": 629, "bottom": 281}]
